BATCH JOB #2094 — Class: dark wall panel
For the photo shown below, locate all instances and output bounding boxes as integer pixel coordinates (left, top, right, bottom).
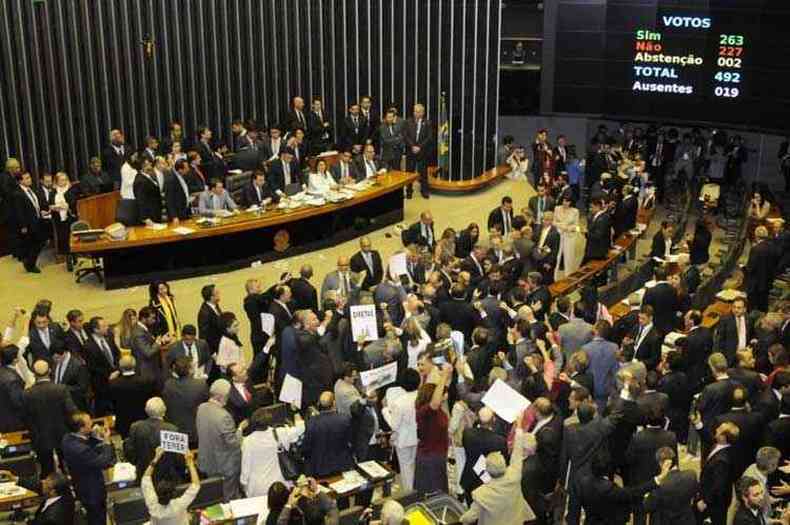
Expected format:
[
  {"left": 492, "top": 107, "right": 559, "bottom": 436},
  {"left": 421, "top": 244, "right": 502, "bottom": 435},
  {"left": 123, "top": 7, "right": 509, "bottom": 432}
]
[{"left": 0, "top": 0, "right": 501, "bottom": 180}]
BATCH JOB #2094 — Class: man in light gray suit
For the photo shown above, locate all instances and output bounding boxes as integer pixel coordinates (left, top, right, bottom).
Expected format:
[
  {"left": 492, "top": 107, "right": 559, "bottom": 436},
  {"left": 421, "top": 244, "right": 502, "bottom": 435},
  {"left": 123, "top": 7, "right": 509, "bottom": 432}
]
[
  {"left": 321, "top": 256, "right": 360, "bottom": 303},
  {"left": 131, "top": 307, "right": 171, "bottom": 387},
  {"left": 334, "top": 364, "right": 363, "bottom": 417},
  {"left": 198, "top": 178, "right": 238, "bottom": 217},
  {"left": 558, "top": 304, "right": 594, "bottom": 362},
  {"left": 196, "top": 379, "right": 244, "bottom": 499},
  {"left": 162, "top": 356, "right": 209, "bottom": 446}
]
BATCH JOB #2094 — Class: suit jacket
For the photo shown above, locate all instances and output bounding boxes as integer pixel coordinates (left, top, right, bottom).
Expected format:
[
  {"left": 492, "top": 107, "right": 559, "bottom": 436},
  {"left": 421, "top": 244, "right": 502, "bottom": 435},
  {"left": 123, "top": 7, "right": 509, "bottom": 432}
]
[
  {"left": 130, "top": 324, "right": 163, "bottom": 384},
  {"left": 352, "top": 157, "right": 384, "bottom": 182},
  {"left": 79, "top": 171, "right": 113, "bottom": 196},
  {"left": 460, "top": 426, "right": 508, "bottom": 494},
  {"left": 23, "top": 380, "right": 77, "bottom": 451},
  {"left": 226, "top": 382, "right": 254, "bottom": 426},
  {"left": 0, "top": 367, "right": 26, "bottom": 432},
  {"left": 378, "top": 121, "right": 404, "bottom": 162},
  {"left": 30, "top": 494, "right": 75, "bottom": 525},
  {"left": 163, "top": 172, "right": 193, "bottom": 220},
  {"left": 684, "top": 326, "right": 714, "bottom": 388},
  {"left": 611, "top": 309, "right": 639, "bottom": 346},
  {"left": 527, "top": 195, "right": 555, "bottom": 224},
  {"left": 580, "top": 475, "right": 657, "bottom": 525},
  {"left": 643, "top": 282, "right": 679, "bottom": 335},
  {"left": 26, "top": 324, "right": 64, "bottom": 364},
  {"left": 302, "top": 410, "right": 354, "bottom": 477},
  {"left": 61, "top": 433, "right": 115, "bottom": 504},
  {"left": 643, "top": 470, "right": 698, "bottom": 525},
  {"left": 84, "top": 335, "right": 121, "bottom": 398},
  {"left": 329, "top": 161, "right": 354, "bottom": 183},
  {"left": 306, "top": 110, "right": 331, "bottom": 149},
  {"left": 635, "top": 391, "right": 670, "bottom": 421},
  {"left": 532, "top": 225, "right": 561, "bottom": 269},
  {"left": 288, "top": 277, "right": 318, "bottom": 313},
  {"left": 321, "top": 270, "right": 360, "bottom": 302},
  {"left": 535, "top": 416, "right": 563, "bottom": 486},
  {"left": 403, "top": 118, "right": 433, "bottom": 160},
  {"left": 63, "top": 329, "right": 89, "bottom": 361},
  {"left": 161, "top": 377, "right": 209, "bottom": 443},
  {"left": 123, "top": 417, "right": 178, "bottom": 479},
  {"left": 614, "top": 195, "right": 639, "bottom": 238},
  {"left": 350, "top": 250, "right": 384, "bottom": 290},
  {"left": 625, "top": 427, "right": 677, "bottom": 484},
  {"left": 732, "top": 506, "right": 765, "bottom": 525},
  {"left": 632, "top": 324, "right": 662, "bottom": 370},
  {"left": 486, "top": 207, "right": 515, "bottom": 235},
  {"left": 267, "top": 158, "right": 301, "bottom": 194},
  {"left": 342, "top": 115, "right": 367, "bottom": 149},
  {"left": 585, "top": 211, "right": 612, "bottom": 260},
  {"left": 560, "top": 319, "right": 595, "bottom": 358},
  {"left": 109, "top": 373, "right": 157, "bottom": 437},
  {"left": 746, "top": 239, "right": 775, "bottom": 296},
  {"left": 690, "top": 224, "right": 712, "bottom": 265},
  {"left": 698, "top": 378, "right": 736, "bottom": 431},
  {"left": 268, "top": 300, "right": 294, "bottom": 338},
  {"left": 240, "top": 181, "right": 275, "bottom": 208},
  {"left": 133, "top": 172, "right": 162, "bottom": 224},
  {"left": 197, "top": 189, "right": 237, "bottom": 215},
  {"left": 650, "top": 231, "right": 672, "bottom": 259},
  {"left": 716, "top": 314, "right": 752, "bottom": 366},
  {"left": 55, "top": 355, "right": 91, "bottom": 412},
  {"left": 403, "top": 221, "right": 435, "bottom": 249},
  {"left": 439, "top": 299, "right": 479, "bottom": 343},
  {"left": 12, "top": 186, "right": 48, "bottom": 234},
  {"left": 165, "top": 339, "right": 212, "bottom": 372},
  {"left": 102, "top": 143, "right": 130, "bottom": 185},
  {"left": 699, "top": 446, "right": 736, "bottom": 523},
  {"left": 196, "top": 401, "right": 242, "bottom": 478},
  {"left": 713, "top": 409, "right": 763, "bottom": 477},
  {"left": 198, "top": 302, "right": 223, "bottom": 354}
]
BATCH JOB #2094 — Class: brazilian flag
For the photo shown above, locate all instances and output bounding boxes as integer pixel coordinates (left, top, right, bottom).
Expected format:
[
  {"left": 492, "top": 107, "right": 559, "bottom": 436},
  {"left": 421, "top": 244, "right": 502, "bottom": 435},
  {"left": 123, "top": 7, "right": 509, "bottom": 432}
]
[{"left": 437, "top": 92, "right": 450, "bottom": 179}]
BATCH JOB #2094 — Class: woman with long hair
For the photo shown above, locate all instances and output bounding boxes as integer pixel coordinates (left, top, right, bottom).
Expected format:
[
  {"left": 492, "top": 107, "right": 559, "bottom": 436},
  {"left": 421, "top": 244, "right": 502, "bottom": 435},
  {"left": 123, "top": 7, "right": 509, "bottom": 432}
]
[
  {"left": 455, "top": 223, "right": 480, "bottom": 259},
  {"left": 434, "top": 227, "right": 457, "bottom": 262},
  {"left": 148, "top": 281, "right": 179, "bottom": 339},
  {"left": 404, "top": 317, "right": 431, "bottom": 370},
  {"left": 307, "top": 158, "right": 338, "bottom": 195},
  {"left": 553, "top": 194, "right": 581, "bottom": 280},
  {"left": 49, "top": 172, "right": 78, "bottom": 263},
  {"left": 116, "top": 308, "right": 138, "bottom": 350},
  {"left": 216, "top": 312, "right": 244, "bottom": 373},
  {"left": 413, "top": 363, "right": 451, "bottom": 493}
]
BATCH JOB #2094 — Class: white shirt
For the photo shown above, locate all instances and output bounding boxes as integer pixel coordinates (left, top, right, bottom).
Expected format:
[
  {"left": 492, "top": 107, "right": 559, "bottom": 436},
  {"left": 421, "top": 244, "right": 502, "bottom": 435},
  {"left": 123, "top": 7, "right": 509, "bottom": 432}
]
[
  {"left": 538, "top": 226, "right": 551, "bottom": 248},
  {"left": 54, "top": 186, "right": 70, "bottom": 221},
  {"left": 240, "top": 423, "right": 305, "bottom": 497},
  {"left": 406, "top": 330, "right": 431, "bottom": 369},
  {"left": 216, "top": 335, "right": 243, "bottom": 371},
  {"left": 55, "top": 354, "right": 71, "bottom": 384},
  {"left": 307, "top": 171, "right": 338, "bottom": 194},
  {"left": 382, "top": 390, "right": 418, "bottom": 448},
  {"left": 633, "top": 322, "right": 653, "bottom": 360},
  {"left": 736, "top": 315, "right": 747, "bottom": 350},
  {"left": 141, "top": 474, "right": 199, "bottom": 525},
  {"left": 40, "top": 496, "right": 62, "bottom": 515},
  {"left": 120, "top": 162, "right": 137, "bottom": 199},
  {"left": 363, "top": 158, "right": 377, "bottom": 179}
]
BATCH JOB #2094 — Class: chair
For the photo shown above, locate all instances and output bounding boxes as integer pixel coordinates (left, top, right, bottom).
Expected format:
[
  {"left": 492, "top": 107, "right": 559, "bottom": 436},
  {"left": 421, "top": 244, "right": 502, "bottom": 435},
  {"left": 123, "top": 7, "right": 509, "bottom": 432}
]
[
  {"left": 0, "top": 454, "right": 40, "bottom": 492},
  {"left": 225, "top": 171, "right": 252, "bottom": 203},
  {"left": 70, "top": 221, "right": 104, "bottom": 284}
]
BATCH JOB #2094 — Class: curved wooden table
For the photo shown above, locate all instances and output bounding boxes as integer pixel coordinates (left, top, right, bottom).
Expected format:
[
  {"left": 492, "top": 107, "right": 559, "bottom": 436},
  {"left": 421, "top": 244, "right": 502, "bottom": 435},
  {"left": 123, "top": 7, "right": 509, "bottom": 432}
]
[{"left": 72, "top": 171, "right": 416, "bottom": 289}]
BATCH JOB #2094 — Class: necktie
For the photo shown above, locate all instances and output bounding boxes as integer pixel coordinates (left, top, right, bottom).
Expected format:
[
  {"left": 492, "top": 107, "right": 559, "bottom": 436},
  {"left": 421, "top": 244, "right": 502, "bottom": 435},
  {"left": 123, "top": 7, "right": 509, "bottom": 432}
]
[
  {"left": 353, "top": 117, "right": 358, "bottom": 131},
  {"left": 504, "top": 211, "right": 511, "bottom": 234},
  {"left": 298, "top": 111, "right": 304, "bottom": 126},
  {"left": 342, "top": 164, "right": 347, "bottom": 179},
  {"left": 284, "top": 163, "right": 291, "bottom": 185},
  {"left": 363, "top": 252, "right": 373, "bottom": 273},
  {"left": 242, "top": 385, "right": 251, "bottom": 402},
  {"left": 41, "top": 329, "right": 50, "bottom": 348},
  {"left": 389, "top": 125, "right": 394, "bottom": 136},
  {"left": 635, "top": 326, "right": 645, "bottom": 353},
  {"left": 417, "top": 120, "right": 422, "bottom": 138},
  {"left": 55, "top": 362, "right": 63, "bottom": 384},
  {"left": 26, "top": 189, "right": 40, "bottom": 216},
  {"left": 100, "top": 338, "right": 114, "bottom": 367},
  {"left": 255, "top": 185, "right": 261, "bottom": 202}
]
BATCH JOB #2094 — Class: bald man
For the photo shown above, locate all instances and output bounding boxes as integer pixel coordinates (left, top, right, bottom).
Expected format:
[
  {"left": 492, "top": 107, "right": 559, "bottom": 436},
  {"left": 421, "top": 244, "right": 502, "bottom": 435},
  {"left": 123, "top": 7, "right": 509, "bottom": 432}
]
[
  {"left": 286, "top": 96, "right": 307, "bottom": 132},
  {"left": 23, "top": 360, "right": 78, "bottom": 476},
  {"left": 124, "top": 397, "right": 180, "bottom": 482},
  {"left": 404, "top": 103, "right": 434, "bottom": 199},
  {"left": 460, "top": 406, "right": 508, "bottom": 502},
  {"left": 746, "top": 225, "right": 774, "bottom": 312},
  {"left": 321, "top": 255, "right": 359, "bottom": 302},
  {"left": 403, "top": 211, "right": 436, "bottom": 248},
  {"left": 350, "top": 236, "right": 384, "bottom": 290},
  {"left": 302, "top": 391, "right": 354, "bottom": 477}
]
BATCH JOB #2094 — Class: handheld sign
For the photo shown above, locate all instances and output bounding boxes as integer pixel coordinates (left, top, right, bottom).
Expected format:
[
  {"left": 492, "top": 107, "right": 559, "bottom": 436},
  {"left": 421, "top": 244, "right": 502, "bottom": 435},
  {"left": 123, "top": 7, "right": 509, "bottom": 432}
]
[
  {"left": 349, "top": 304, "right": 379, "bottom": 342},
  {"left": 160, "top": 430, "right": 189, "bottom": 455},
  {"left": 360, "top": 361, "right": 398, "bottom": 390},
  {"left": 481, "top": 379, "right": 531, "bottom": 423},
  {"left": 260, "top": 313, "right": 275, "bottom": 337},
  {"left": 388, "top": 252, "right": 408, "bottom": 279},
  {"left": 279, "top": 374, "right": 303, "bottom": 408}
]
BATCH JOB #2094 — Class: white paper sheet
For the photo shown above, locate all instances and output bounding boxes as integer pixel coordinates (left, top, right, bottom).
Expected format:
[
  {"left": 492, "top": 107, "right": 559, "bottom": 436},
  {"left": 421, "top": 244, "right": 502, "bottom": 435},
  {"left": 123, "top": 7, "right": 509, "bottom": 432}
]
[
  {"left": 360, "top": 361, "right": 398, "bottom": 390},
  {"left": 260, "top": 313, "right": 275, "bottom": 337},
  {"left": 389, "top": 252, "right": 408, "bottom": 278},
  {"left": 278, "top": 374, "right": 303, "bottom": 407},
  {"left": 160, "top": 430, "right": 189, "bottom": 454},
  {"left": 450, "top": 330, "right": 465, "bottom": 357},
  {"left": 229, "top": 495, "right": 269, "bottom": 519},
  {"left": 172, "top": 227, "right": 195, "bottom": 235},
  {"left": 481, "top": 379, "right": 531, "bottom": 423},
  {"left": 472, "top": 454, "right": 492, "bottom": 483},
  {"left": 349, "top": 304, "right": 379, "bottom": 342}
]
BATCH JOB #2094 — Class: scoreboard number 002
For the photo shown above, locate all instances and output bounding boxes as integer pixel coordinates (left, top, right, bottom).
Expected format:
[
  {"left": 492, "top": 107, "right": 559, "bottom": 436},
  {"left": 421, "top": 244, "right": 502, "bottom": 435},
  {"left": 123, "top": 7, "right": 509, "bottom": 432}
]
[
  {"left": 717, "top": 57, "right": 742, "bottom": 68},
  {"left": 714, "top": 86, "right": 740, "bottom": 98},
  {"left": 719, "top": 34, "right": 744, "bottom": 46}
]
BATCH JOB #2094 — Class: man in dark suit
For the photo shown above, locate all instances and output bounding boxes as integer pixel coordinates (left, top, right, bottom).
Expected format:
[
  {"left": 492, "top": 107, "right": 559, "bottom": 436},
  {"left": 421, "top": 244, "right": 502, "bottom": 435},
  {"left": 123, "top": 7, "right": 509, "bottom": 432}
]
[
  {"left": 164, "top": 159, "right": 194, "bottom": 222},
  {"left": 269, "top": 284, "right": 295, "bottom": 339},
  {"left": 635, "top": 371, "right": 670, "bottom": 420},
  {"left": 131, "top": 306, "right": 170, "bottom": 387},
  {"left": 161, "top": 356, "right": 209, "bottom": 447},
  {"left": 745, "top": 226, "right": 775, "bottom": 312},
  {"left": 532, "top": 211, "right": 561, "bottom": 285},
  {"left": 83, "top": 316, "right": 120, "bottom": 417},
  {"left": 109, "top": 356, "right": 157, "bottom": 438},
  {"left": 716, "top": 298, "right": 751, "bottom": 366},
  {"left": 289, "top": 265, "right": 319, "bottom": 313},
  {"left": 697, "top": 353, "right": 737, "bottom": 460},
  {"left": 342, "top": 103, "right": 367, "bottom": 154},
  {"left": 401, "top": 216, "right": 434, "bottom": 254},
  {"left": 682, "top": 310, "right": 714, "bottom": 390},
  {"left": 302, "top": 391, "right": 354, "bottom": 477},
  {"left": 626, "top": 406, "right": 678, "bottom": 525},
  {"left": 198, "top": 284, "right": 223, "bottom": 356},
  {"left": 642, "top": 447, "right": 698, "bottom": 525},
  {"left": 285, "top": 96, "right": 309, "bottom": 133},
  {"left": 611, "top": 294, "right": 641, "bottom": 346},
  {"left": 306, "top": 97, "right": 332, "bottom": 155},
  {"left": 732, "top": 476, "right": 777, "bottom": 525},
  {"left": 379, "top": 109, "right": 404, "bottom": 170},
  {"left": 133, "top": 157, "right": 163, "bottom": 225},
  {"left": 352, "top": 143, "right": 385, "bottom": 181},
  {"left": 63, "top": 309, "right": 89, "bottom": 361},
  {"left": 764, "top": 392, "right": 790, "bottom": 460},
  {"left": 713, "top": 386, "right": 764, "bottom": 479},
  {"left": 195, "top": 126, "right": 227, "bottom": 181},
  {"left": 460, "top": 407, "right": 508, "bottom": 502},
  {"left": 51, "top": 343, "right": 91, "bottom": 413},
  {"left": 268, "top": 148, "right": 300, "bottom": 196},
  {"left": 240, "top": 170, "right": 276, "bottom": 208},
  {"left": 12, "top": 171, "right": 48, "bottom": 273},
  {"left": 403, "top": 103, "right": 433, "bottom": 199},
  {"left": 614, "top": 186, "right": 639, "bottom": 239},
  {"left": 101, "top": 129, "right": 130, "bottom": 188},
  {"left": 262, "top": 124, "right": 285, "bottom": 160},
  {"left": 643, "top": 266, "right": 680, "bottom": 335},
  {"left": 23, "top": 360, "right": 78, "bottom": 476},
  {"left": 0, "top": 346, "right": 25, "bottom": 433},
  {"left": 695, "top": 421, "right": 740, "bottom": 525},
  {"left": 29, "top": 472, "right": 76, "bottom": 525},
  {"left": 226, "top": 363, "right": 254, "bottom": 425},
  {"left": 650, "top": 221, "right": 675, "bottom": 260},
  {"left": 583, "top": 198, "right": 612, "bottom": 264},
  {"left": 532, "top": 398, "right": 563, "bottom": 489},
  {"left": 359, "top": 95, "right": 379, "bottom": 145},
  {"left": 330, "top": 149, "right": 356, "bottom": 184},
  {"left": 165, "top": 324, "right": 212, "bottom": 376},
  {"left": 61, "top": 412, "right": 116, "bottom": 525},
  {"left": 728, "top": 348, "right": 763, "bottom": 403},
  {"left": 241, "top": 279, "right": 277, "bottom": 360},
  {"left": 487, "top": 196, "right": 515, "bottom": 236},
  {"left": 629, "top": 305, "right": 662, "bottom": 371},
  {"left": 527, "top": 184, "right": 555, "bottom": 229},
  {"left": 350, "top": 236, "right": 384, "bottom": 291},
  {"left": 439, "top": 285, "right": 481, "bottom": 343},
  {"left": 27, "top": 309, "right": 64, "bottom": 364},
  {"left": 123, "top": 397, "right": 178, "bottom": 482}
]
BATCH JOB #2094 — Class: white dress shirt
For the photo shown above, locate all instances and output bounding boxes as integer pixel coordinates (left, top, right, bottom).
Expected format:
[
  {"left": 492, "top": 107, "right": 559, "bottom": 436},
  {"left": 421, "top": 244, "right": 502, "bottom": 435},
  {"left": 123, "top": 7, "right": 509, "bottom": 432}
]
[
  {"left": 240, "top": 422, "right": 305, "bottom": 497},
  {"left": 120, "top": 162, "right": 137, "bottom": 199},
  {"left": 382, "top": 390, "right": 418, "bottom": 448},
  {"left": 307, "top": 171, "right": 338, "bottom": 195}
]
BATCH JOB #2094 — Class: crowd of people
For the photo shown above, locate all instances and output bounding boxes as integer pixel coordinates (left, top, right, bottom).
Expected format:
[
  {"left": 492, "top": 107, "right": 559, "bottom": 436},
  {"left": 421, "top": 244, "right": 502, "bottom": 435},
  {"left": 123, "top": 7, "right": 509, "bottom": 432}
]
[{"left": 1, "top": 121, "right": 790, "bottom": 525}]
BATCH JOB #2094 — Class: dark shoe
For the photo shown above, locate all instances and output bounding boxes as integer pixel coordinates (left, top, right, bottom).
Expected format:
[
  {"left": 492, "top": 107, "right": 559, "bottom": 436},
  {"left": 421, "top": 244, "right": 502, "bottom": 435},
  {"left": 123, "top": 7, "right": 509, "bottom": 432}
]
[
  {"left": 26, "top": 265, "right": 41, "bottom": 274},
  {"left": 421, "top": 193, "right": 430, "bottom": 199}
]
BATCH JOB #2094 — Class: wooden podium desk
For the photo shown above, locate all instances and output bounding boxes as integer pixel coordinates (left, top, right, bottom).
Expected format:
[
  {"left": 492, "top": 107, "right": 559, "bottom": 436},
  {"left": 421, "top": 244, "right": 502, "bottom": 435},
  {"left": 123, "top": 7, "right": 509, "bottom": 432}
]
[{"left": 72, "top": 172, "right": 416, "bottom": 289}]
